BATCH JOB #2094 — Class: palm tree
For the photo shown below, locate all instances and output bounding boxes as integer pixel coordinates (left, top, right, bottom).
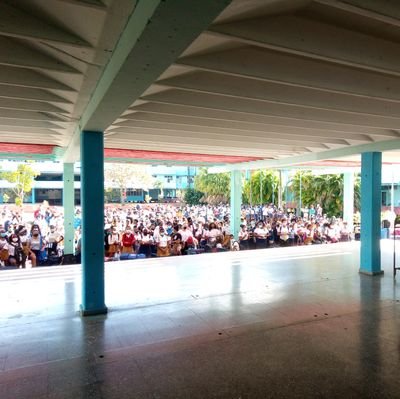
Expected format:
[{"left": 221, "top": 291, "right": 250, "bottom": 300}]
[
  {"left": 242, "top": 170, "right": 279, "bottom": 204},
  {"left": 288, "top": 172, "right": 361, "bottom": 217},
  {"left": 194, "top": 168, "right": 231, "bottom": 203}
]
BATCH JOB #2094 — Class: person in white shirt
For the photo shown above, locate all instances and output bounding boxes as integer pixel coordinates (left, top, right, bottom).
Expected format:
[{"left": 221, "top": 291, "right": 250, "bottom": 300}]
[
  {"left": 155, "top": 227, "right": 170, "bottom": 257},
  {"left": 139, "top": 229, "right": 153, "bottom": 258},
  {"left": 238, "top": 224, "right": 249, "bottom": 250},
  {"left": 253, "top": 222, "right": 269, "bottom": 249}
]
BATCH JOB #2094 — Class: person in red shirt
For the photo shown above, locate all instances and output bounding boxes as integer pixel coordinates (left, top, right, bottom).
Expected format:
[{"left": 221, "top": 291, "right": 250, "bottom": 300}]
[{"left": 121, "top": 228, "right": 135, "bottom": 254}]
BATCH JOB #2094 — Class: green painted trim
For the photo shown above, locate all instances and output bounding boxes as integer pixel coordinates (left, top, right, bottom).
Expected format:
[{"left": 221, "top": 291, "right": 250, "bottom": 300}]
[
  {"left": 209, "top": 139, "right": 400, "bottom": 172},
  {"left": 83, "top": 0, "right": 232, "bottom": 131},
  {"left": 80, "top": 0, "right": 161, "bottom": 131},
  {"left": 0, "top": 152, "right": 54, "bottom": 160},
  {"left": 63, "top": 163, "right": 75, "bottom": 255}
]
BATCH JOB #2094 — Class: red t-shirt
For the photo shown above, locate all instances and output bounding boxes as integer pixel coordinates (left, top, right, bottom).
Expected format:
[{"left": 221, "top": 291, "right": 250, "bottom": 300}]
[{"left": 122, "top": 233, "right": 135, "bottom": 247}]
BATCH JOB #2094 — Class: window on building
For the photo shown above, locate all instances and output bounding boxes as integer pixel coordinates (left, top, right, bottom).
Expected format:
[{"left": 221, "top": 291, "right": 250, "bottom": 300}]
[
  {"left": 126, "top": 189, "right": 143, "bottom": 196},
  {"left": 382, "top": 191, "right": 387, "bottom": 206},
  {"left": 165, "top": 175, "right": 173, "bottom": 183}
]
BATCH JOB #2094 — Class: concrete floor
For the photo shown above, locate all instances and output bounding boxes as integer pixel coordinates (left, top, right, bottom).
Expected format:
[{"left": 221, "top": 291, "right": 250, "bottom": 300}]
[{"left": 1, "top": 241, "right": 400, "bottom": 398}]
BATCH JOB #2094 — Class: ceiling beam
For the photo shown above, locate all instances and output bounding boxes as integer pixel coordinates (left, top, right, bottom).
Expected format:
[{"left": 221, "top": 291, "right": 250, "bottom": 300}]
[
  {"left": 128, "top": 103, "right": 399, "bottom": 137},
  {"left": 208, "top": 15, "right": 400, "bottom": 76},
  {"left": 55, "top": 0, "right": 107, "bottom": 10},
  {"left": 177, "top": 46, "right": 400, "bottom": 102},
  {"left": 314, "top": 0, "right": 400, "bottom": 27},
  {"left": 107, "top": 127, "right": 335, "bottom": 148},
  {"left": 0, "top": 84, "right": 72, "bottom": 104},
  {"left": 0, "top": 37, "right": 80, "bottom": 73},
  {"left": 339, "top": 0, "right": 400, "bottom": 21},
  {"left": 110, "top": 120, "right": 353, "bottom": 145},
  {"left": 0, "top": 118, "right": 64, "bottom": 129},
  {"left": 0, "top": 66, "right": 75, "bottom": 91},
  {"left": 141, "top": 90, "right": 400, "bottom": 130},
  {"left": 0, "top": 126, "right": 63, "bottom": 135},
  {"left": 0, "top": 2, "right": 91, "bottom": 48},
  {"left": 0, "top": 109, "right": 68, "bottom": 122},
  {"left": 0, "top": 98, "right": 68, "bottom": 114},
  {"left": 157, "top": 71, "right": 400, "bottom": 118},
  {"left": 117, "top": 111, "right": 376, "bottom": 141},
  {"left": 209, "top": 139, "right": 400, "bottom": 172},
  {"left": 107, "top": 130, "right": 314, "bottom": 151},
  {"left": 81, "top": 0, "right": 232, "bottom": 131},
  {"left": 63, "top": 0, "right": 232, "bottom": 162}
]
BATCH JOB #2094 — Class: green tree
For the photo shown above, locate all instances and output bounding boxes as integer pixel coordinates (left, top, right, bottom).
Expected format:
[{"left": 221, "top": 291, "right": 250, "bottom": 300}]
[
  {"left": 288, "top": 172, "right": 361, "bottom": 217},
  {"left": 194, "top": 168, "right": 230, "bottom": 204},
  {"left": 1, "top": 163, "right": 39, "bottom": 206},
  {"left": 242, "top": 170, "right": 279, "bottom": 205},
  {"left": 104, "top": 163, "right": 155, "bottom": 204},
  {"left": 2, "top": 192, "right": 9, "bottom": 204},
  {"left": 154, "top": 179, "right": 164, "bottom": 200},
  {"left": 184, "top": 188, "right": 204, "bottom": 205}
]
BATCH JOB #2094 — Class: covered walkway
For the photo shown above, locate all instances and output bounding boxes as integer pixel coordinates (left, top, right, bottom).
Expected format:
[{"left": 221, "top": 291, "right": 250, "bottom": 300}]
[{"left": 0, "top": 241, "right": 399, "bottom": 398}]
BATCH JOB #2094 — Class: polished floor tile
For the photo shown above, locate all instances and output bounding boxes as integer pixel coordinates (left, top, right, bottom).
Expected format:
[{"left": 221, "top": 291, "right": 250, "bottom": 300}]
[{"left": 1, "top": 241, "right": 400, "bottom": 398}]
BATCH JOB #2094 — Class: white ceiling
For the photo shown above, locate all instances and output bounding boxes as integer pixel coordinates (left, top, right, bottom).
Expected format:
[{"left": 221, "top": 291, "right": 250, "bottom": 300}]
[{"left": 0, "top": 0, "right": 400, "bottom": 166}]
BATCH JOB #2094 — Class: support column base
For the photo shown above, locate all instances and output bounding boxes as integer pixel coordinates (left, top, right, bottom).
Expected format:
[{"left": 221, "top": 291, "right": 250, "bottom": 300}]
[
  {"left": 359, "top": 269, "right": 384, "bottom": 276},
  {"left": 80, "top": 305, "right": 108, "bottom": 317}
]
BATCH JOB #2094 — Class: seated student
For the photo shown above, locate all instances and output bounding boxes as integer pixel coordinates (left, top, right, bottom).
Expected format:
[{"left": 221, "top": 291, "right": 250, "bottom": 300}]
[
  {"left": 253, "top": 222, "right": 269, "bottom": 249},
  {"left": 326, "top": 223, "right": 339, "bottom": 243},
  {"left": 303, "top": 224, "right": 314, "bottom": 245},
  {"left": 121, "top": 228, "right": 135, "bottom": 254},
  {"left": 107, "top": 226, "right": 120, "bottom": 257},
  {"left": 155, "top": 227, "right": 170, "bottom": 257},
  {"left": 171, "top": 225, "right": 183, "bottom": 256},
  {"left": 139, "top": 229, "right": 153, "bottom": 258},
  {"left": 231, "top": 240, "right": 240, "bottom": 251},
  {"left": 340, "top": 222, "right": 351, "bottom": 241},
  {"left": 288, "top": 224, "right": 296, "bottom": 246},
  {"left": 238, "top": 224, "right": 250, "bottom": 250},
  {"left": 8, "top": 233, "right": 23, "bottom": 267},
  {"left": 312, "top": 223, "right": 325, "bottom": 244},
  {"left": 46, "top": 224, "right": 63, "bottom": 257},
  {"left": 277, "top": 219, "right": 290, "bottom": 246},
  {"left": 222, "top": 233, "right": 232, "bottom": 249},
  {"left": 0, "top": 230, "right": 9, "bottom": 267}
]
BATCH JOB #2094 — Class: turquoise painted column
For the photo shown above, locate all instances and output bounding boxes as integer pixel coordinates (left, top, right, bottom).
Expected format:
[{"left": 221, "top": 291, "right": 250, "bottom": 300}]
[
  {"left": 343, "top": 172, "right": 354, "bottom": 231},
  {"left": 360, "top": 152, "right": 383, "bottom": 276},
  {"left": 63, "top": 163, "right": 75, "bottom": 255},
  {"left": 80, "top": 131, "right": 107, "bottom": 315},
  {"left": 31, "top": 188, "right": 35, "bottom": 204},
  {"left": 230, "top": 170, "right": 242, "bottom": 239}
]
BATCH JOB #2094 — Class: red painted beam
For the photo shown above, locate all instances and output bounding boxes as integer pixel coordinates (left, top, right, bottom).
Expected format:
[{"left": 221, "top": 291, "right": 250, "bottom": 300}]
[{"left": 104, "top": 148, "right": 262, "bottom": 164}]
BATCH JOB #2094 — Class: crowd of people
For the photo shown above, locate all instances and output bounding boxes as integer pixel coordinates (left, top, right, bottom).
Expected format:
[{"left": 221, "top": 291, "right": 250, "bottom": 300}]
[
  {"left": 0, "top": 202, "right": 353, "bottom": 268},
  {"left": 102, "top": 203, "right": 352, "bottom": 260}
]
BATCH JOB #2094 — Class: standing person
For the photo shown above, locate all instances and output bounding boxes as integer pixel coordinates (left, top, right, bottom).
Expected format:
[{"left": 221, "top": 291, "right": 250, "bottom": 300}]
[
  {"left": 155, "top": 227, "right": 170, "bottom": 257},
  {"left": 121, "top": 228, "right": 135, "bottom": 254},
  {"left": 107, "top": 226, "right": 120, "bottom": 257},
  {"left": 29, "top": 225, "right": 46, "bottom": 265},
  {"left": 17, "top": 226, "right": 35, "bottom": 267}
]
